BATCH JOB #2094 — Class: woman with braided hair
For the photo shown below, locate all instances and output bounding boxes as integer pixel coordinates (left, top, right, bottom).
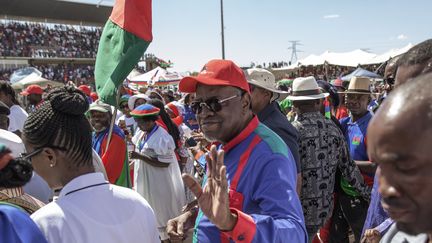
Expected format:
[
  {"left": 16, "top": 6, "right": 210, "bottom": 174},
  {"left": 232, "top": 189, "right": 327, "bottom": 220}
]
[
  {"left": 24, "top": 85, "right": 159, "bottom": 243},
  {"left": 0, "top": 144, "right": 48, "bottom": 243}
]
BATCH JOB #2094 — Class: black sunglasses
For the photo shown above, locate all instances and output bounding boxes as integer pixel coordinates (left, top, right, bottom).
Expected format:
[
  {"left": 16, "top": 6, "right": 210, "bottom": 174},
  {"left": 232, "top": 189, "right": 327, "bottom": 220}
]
[
  {"left": 119, "top": 104, "right": 129, "bottom": 109},
  {"left": 191, "top": 94, "right": 241, "bottom": 114},
  {"left": 19, "top": 147, "right": 43, "bottom": 161},
  {"left": 19, "top": 146, "right": 67, "bottom": 161},
  {"left": 384, "top": 77, "right": 395, "bottom": 85}
]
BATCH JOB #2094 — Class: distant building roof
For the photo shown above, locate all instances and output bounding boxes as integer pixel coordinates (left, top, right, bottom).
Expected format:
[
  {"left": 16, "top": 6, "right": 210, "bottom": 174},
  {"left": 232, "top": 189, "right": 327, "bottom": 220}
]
[{"left": 0, "top": 0, "right": 112, "bottom": 26}]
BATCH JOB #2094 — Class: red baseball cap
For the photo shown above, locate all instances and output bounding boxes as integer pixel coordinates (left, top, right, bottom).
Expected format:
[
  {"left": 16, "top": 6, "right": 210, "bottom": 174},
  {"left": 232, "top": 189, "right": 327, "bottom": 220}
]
[
  {"left": 179, "top": 59, "right": 250, "bottom": 93},
  {"left": 21, "top": 85, "right": 44, "bottom": 96},
  {"left": 78, "top": 85, "right": 91, "bottom": 96},
  {"left": 90, "top": 92, "right": 99, "bottom": 102}
]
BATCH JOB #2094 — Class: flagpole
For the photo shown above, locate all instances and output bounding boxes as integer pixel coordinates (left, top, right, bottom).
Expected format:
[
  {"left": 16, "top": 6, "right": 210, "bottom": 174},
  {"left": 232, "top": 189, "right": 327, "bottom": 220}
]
[
  {"left": 220, "top": 0, "right": 225, "bottom": 59},
  {"left": 105, "top": 86, "right": 122, "bottom": 152}
]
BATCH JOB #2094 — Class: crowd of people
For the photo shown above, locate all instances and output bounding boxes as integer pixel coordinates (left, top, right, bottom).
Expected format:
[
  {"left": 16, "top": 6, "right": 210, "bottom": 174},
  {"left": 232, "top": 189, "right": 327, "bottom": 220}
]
[
  {"left": 0, "top": 64, "right": 95, "bottom": 84},
  {"left": 0, "top": 21, "right": 101, "bottom": 58},
  {"left": 0, "top": 38, "right": 431, "bottom": 243}
]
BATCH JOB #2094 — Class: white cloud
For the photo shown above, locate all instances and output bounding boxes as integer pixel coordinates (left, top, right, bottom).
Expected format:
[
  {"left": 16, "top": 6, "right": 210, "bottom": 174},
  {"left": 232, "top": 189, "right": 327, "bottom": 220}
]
[
  {"left": 323, "top": 14, "right": 340, "bottom": 19},
  {"left": 397, "top": 34, "right": 408, "bottom": 40}
]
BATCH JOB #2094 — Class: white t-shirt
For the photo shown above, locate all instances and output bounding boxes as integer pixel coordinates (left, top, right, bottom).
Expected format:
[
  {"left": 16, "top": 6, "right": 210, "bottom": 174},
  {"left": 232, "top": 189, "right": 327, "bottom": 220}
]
[
  {"left": 8, "top": 104, "right": 28, "bottom": 133},
  {"left": 31, "top": 172, "right": 159, "bottom": 243},
  {"left": 0, "top": 129, "right": 53, "bottom": 203}
]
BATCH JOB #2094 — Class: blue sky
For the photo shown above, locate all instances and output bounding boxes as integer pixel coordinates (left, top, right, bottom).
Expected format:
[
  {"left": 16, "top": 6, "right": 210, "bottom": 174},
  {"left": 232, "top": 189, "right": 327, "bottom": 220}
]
[{"left": 76, "top": 0, "right": 431, "bottom": 72}]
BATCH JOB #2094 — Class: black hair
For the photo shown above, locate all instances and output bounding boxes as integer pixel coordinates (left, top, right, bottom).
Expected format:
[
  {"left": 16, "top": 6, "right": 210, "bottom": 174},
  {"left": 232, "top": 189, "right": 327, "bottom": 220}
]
[
  {"left": 137, "top": 115, "right": 159, "bottom": 122},
  {"left": 147, "top": 99, "right": 181, "bottom": 149},
  {"left": 0, "top": 149, "right": 33, "bottom": 188},
  {"left": 0, "top": 81, "right": 21, "bottom": 105},
  {"left": 397, "top": 39, "right": 432, "bottom": 67},
  {"left": 23, "top": 85, "right": 93, "bottom": 167}
]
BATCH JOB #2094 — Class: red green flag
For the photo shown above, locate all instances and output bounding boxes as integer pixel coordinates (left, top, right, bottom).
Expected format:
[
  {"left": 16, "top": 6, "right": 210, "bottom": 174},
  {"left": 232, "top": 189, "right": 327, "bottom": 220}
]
[{"left": 95, "top": 0, "right": 152, "bottom": 106}]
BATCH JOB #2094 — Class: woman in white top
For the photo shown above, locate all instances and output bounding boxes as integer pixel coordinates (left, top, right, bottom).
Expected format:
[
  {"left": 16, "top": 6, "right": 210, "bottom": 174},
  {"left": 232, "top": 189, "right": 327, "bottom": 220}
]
[
  {"left": 129, "top": 104, "right": 186, "bottom": 242},
  {"left": 22, "top": 85, "right": 159, "bottom": 243}
]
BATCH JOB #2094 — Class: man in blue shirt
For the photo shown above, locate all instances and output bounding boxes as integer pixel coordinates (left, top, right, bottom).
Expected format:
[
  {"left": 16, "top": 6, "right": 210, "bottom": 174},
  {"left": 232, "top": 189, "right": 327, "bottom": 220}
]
[
  {"left": 167, "top": 59, "right": 306, "bottom": 243},
  {"left": 329, "top": 76, "right": 375, "bottom": 243},
  {"left": 245, "top": 68, "right": 301, "bottom": 192}
]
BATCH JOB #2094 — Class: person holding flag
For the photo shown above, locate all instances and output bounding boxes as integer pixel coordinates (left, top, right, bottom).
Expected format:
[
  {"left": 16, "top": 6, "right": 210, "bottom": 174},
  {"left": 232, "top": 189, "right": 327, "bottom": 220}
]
[{"left": 89, "top": 100, "right": 131, "bottom": 188}]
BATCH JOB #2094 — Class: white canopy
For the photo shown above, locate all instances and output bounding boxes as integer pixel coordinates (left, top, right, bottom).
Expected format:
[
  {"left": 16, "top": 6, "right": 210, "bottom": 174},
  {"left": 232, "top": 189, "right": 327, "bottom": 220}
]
[
  {"left": 297, "top": 49, "right": 377, "bottom": 67},
  {"left": 11, "top": 73, "right": 63, "bottom": 90},
  {"left": 129, "top": 66, "right": 183, "bottom": 85},
  {"left": 362, "top": 43, "right": 413, "bottom": 65}
]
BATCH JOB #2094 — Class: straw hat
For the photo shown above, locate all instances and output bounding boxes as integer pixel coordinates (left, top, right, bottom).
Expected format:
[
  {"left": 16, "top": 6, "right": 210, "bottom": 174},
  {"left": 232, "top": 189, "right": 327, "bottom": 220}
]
[
  {"left": 287, "top": 76, "right": 329, "bottom": 101},
  {"left": 342, "top": 76, "right": 372, "bottom": 94}
]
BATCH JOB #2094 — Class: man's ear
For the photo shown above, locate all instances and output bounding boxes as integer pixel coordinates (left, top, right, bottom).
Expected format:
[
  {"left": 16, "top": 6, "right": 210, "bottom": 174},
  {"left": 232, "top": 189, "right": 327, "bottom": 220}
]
[{"left": 242, "top": 92, "right": 252, "bottom": 112}]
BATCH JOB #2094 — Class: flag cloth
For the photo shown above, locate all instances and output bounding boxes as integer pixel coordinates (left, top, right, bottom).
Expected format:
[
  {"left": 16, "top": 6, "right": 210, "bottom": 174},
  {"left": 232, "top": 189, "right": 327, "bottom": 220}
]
[
  {"left": 92, "top": 126, "right": 131, "bottom": 188},
  {"left": 95, "top": 0, "right": 153, "bottom": 106}
]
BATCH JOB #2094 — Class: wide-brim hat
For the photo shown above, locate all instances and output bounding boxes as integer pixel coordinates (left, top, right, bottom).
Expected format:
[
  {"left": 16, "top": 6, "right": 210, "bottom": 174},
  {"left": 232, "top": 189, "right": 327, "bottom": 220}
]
[
  {"left": 287, "top": 76, "right": 329, "bottom": 101},
  {"left": 128, "top": 94, "right": 151, "bottom": 110},
  {"left": 341, "top": 76, "right": 373, "bottom": 94},
  {"left": 245, "top": 68, "right": 289, "bottom": 95}
]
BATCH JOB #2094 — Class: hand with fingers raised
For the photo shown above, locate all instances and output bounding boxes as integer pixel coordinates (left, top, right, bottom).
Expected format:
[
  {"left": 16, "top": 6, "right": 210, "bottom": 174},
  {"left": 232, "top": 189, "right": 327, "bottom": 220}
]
[{"left": 182, "top": 145, "right": 238, "bottom": 231}]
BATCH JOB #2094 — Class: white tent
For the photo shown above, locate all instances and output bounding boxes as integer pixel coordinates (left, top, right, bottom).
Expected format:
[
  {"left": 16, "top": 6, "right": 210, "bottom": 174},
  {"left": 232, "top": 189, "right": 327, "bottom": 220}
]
[
  {"left": 295, "top": 49, "right": 376, "bottom": 67},
  {"left": 129, "top": 66, "right": 183, "bottom": 85},
  {"left": 362, "top": 43, "right": 413, "bottom": 65},
  {"left": 11, "top": 73, "right": 63, "bottom": 90}
]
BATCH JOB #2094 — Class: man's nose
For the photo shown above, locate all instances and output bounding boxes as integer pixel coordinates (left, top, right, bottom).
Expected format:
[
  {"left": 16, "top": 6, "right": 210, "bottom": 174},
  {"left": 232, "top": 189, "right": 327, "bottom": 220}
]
[{"left": 378, "top": 168, "right": 401, "bottom": 199}]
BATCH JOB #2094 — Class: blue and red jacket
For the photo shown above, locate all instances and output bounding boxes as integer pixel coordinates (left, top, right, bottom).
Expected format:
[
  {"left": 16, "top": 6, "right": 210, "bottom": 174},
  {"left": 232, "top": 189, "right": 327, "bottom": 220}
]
[{"left": 193, "top": 116, "right": 307, "bottom": 243}]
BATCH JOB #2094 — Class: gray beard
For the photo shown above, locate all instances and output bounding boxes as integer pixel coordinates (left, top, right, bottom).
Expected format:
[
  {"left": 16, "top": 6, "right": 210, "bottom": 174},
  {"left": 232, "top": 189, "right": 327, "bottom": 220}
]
[{"left": 93, "top": 126, "right": 107, "bottom": 133}]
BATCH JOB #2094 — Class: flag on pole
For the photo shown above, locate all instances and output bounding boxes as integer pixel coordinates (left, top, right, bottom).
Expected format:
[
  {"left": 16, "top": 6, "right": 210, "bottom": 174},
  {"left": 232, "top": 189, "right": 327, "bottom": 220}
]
[{"left": 95, "top": 0, "right": 152, "bottom": 106}]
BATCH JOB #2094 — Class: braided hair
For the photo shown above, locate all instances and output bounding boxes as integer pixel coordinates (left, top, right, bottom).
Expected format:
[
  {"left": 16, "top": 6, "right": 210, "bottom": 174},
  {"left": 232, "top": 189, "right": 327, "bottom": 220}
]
[
  {"left": 0, "top": 81, "right": 21, "bottom": 106},
  {"left": 148, "top": 99, "right": 181, "bottom": 150},
  {"left": 0, "top": 147, "right": 33, "bottom": 188},
  {"left": 23, "top": 85, "right": 93, "bottom": 167}
]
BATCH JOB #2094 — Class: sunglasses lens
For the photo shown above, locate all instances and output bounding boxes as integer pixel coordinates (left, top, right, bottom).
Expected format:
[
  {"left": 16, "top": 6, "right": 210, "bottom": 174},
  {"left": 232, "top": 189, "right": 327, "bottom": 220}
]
[{"left": 206, "top": 99, "right": 222, "bottom": 112}]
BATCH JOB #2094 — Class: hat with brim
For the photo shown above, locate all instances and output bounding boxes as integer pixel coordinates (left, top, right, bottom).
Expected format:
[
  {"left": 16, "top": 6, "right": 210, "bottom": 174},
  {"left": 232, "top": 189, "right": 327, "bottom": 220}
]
[
  {"left": 128, "top": 94, "right": 151, "bottom": 110},
  {"left": 245, "top": 68, "right": 289, "bottom": 102},
  {"left": 130, "top": 104, "right": 160, "bottom": 118},
  {"left": 119, "top": 94, "right": 131, "bottom": 106},
  {"left": 341, "top": 76, "right": 373, "bottom": 95},
  {"left": 287, "top": 76, "right": 329, "bottom": 101},
  {"left": 89, "top": 100, "right": 111, "bottom": 114},
  {"left": 179, "top": 59, "right": 250, "bottom": 94},
  {"left": 20, "top": 85, "right": 44, "bottom": 96}
]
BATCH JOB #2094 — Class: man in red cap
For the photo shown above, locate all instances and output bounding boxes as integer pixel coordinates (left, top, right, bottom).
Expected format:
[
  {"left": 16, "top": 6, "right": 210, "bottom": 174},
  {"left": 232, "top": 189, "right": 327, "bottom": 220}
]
[
  {"left": 78, "top": 85, "right": 93, "bottom": 104},
  {"left": 20, "top": 85, "right": 44, "bottom": 113},
  {"left": 167, "top": 59, "right": 306, "bottom": 242}
]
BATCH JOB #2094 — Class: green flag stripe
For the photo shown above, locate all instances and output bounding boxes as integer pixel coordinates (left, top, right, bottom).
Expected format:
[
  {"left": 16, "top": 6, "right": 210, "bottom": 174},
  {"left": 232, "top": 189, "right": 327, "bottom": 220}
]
[{"left": 95, "top": 20, "right": 150, "bottom": 106}]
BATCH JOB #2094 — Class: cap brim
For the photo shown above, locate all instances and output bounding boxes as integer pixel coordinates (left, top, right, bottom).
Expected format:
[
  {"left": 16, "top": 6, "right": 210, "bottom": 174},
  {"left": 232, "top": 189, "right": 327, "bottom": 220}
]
[
  {"left": 20, "top": 91, "right": 29, "bottom": 96},
  {"left": 88, "top": 107, "right": 110, "bottom": 113},
  {"left": 287, "top": 93, "right": 329, "bottom": 101},
  {"left": 179, "top": 76, "right": 237, "bottom": 93}
]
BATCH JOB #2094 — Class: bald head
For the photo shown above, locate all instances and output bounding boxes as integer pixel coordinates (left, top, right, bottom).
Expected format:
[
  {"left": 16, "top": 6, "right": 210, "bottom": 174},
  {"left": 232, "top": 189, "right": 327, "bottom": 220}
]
[{"left": 367, "top": 73, "right": 432, "bottom": 235}]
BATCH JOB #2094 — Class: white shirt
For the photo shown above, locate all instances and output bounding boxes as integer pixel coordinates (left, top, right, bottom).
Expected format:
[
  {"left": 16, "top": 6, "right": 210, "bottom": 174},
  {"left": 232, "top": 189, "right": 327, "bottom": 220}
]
[
  {"left": 8, "top": 104, "right": 28, "bottom": 133},
  {"left": 0, "top": 129, "right": 53, "bottom": 203},
  {"left": 132, "top": 126, "right": 186, "bottom": 240},
  {"left": 31, "top": 172, "right": 159, "bottom": 243}
]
